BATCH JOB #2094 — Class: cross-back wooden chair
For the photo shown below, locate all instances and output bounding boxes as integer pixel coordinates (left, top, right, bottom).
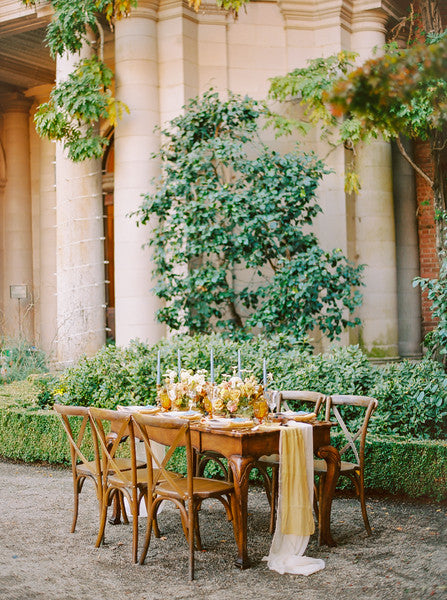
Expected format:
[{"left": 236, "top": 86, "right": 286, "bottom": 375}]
[
  {"left": 132, "top": 412, "right": 238, "bottom": 581},
  {"left": 256, "top": 390, "right": 326, "bottom": 533},
  {"left": 89, "top": 407, "right": 151, "bottom": 563},
  {"left": 54, "top": 404, "right": 105, "bottom": 533},
  {"left": 314, "top": 394, "right": 378, "bottom": 535}
]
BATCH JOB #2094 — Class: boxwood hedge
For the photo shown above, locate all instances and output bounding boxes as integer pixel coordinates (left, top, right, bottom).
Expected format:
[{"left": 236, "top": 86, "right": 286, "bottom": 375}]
[{"left": 0, "top": 407, "right": 445, "bottom": 501}]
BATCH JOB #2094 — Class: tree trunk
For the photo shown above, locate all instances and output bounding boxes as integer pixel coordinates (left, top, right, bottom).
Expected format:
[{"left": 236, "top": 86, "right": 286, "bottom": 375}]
[{"left": 419, "top": 0, "right": 443, "bottom": 33}]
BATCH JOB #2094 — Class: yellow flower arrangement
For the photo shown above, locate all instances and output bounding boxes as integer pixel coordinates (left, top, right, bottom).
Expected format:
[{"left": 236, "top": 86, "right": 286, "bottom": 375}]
[{"left": 156, "top": 369, "right": 269, "bottom": 419}]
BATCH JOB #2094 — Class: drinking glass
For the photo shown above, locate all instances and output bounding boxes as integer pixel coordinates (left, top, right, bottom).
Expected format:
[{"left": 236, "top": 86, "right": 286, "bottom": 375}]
[{"left": 264, "top": 389, "right": 278, "bottom": 422}]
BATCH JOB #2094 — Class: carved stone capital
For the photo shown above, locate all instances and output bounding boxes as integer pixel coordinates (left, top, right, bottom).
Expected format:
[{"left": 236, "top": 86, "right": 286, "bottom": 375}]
[
  {"left": 128, "top": 0, "right": 160, "bottom": 19},
  {"left": 0, "top": 92, "right": 33, "bottom": 114}
]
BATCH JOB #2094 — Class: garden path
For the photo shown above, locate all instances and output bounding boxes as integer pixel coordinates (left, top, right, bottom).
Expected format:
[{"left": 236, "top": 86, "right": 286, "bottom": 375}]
[{"left": 0, "top": 460, "right": 445, "bottom": 600}]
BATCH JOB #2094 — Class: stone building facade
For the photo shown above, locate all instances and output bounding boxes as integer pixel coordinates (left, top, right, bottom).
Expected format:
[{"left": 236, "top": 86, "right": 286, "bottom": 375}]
[{"left": 0, "top": 0, "right": 435, "bottom": 365}]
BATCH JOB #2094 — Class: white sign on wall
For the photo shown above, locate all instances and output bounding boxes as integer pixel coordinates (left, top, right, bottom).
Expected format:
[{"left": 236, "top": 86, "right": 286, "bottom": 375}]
[{"left": 10, "top": 285, "right": 28, "bottom": 299}]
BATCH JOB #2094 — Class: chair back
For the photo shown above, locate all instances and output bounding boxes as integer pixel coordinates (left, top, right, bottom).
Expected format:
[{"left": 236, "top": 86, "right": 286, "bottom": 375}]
[
  {"left": 325, "top": 395, "right": 378, "bottom": 467},
  {"left": 278, "top": 390, "right": 326, "bottom": 417},
  {"left": 132, "top": 413, "right": 193, "bottom": 500},
  {"left": 53, "top": 404, "right": 100, "bottom": 477},
  {"left": 88, "top": 407, "right": 138, "bottom": 487}
]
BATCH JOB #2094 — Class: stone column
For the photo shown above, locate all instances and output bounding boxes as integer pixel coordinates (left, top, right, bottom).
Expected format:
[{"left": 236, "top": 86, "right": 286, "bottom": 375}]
[
  {"left": 55, "top": 49, "right": 105, "bottom": 366},
  {"left": 0, "top": 94, "right": 34, "bottom": 342},
  {"left": 350, "top": 10, "right": 399, "bottom": 358},
  {"left": 114, "top": 0, "right": 165, "bottom": 346},
  {"left": 278, "top": 0, "right": 353, "bottom": 349},
  {"left": 27, "top": 85, "right": 58, "bottom": 357},
  {"left": 0, "top": 132, "right": 5, "bottom": 333}
]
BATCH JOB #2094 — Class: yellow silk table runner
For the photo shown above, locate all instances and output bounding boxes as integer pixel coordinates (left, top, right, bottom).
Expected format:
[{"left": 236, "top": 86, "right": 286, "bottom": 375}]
[
  {"left": 265, "top": 422, "right": 325, "bottom": 575},
  {"left": 280, "top": 426, "right": 315, "bottom": 536}
]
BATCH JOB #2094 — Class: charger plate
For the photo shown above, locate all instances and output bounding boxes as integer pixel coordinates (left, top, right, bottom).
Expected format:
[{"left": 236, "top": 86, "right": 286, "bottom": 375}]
[
  {"left": 117, "top": 405, "right": 159, "bottom": 414},
  {"left": 281, "top": 411, "right": 316, "bottom": 423},
  {"left": 206, "top": 417, "right": 255, "bottom": 430},
  {"left": 163, "top": 410, "right": 202, "bottom": 421}
]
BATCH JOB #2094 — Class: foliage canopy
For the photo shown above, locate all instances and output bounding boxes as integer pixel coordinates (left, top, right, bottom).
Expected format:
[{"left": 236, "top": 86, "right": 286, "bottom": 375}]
[
  {"left": 134, "top": 91, "right": 363, "bottom": 341},
  {"left": 267, "top": 12, "right": 447, "bottom": 365}
]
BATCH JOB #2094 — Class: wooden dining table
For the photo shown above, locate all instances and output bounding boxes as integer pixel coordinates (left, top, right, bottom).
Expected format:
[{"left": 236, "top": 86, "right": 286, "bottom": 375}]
[
  {"left": 189, "top": 420, "right": 340, "bottom": 569},
  {"left": 112, "top": 414, "right": 341, "bottom": 569},
  {"left": 110, "top": 420, "right": 340, "bottom": 569}
]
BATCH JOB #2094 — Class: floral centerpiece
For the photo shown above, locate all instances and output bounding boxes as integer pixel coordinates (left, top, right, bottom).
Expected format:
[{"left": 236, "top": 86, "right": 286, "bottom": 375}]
[
  {"left": 213, "top": 374, "right": 267, "bottom": 419},
  {"left": 156, "top": 368, "right": 270, "bottom": 420},
  {"left": 157, "top": 368, "right": 211, "bottom": 412}
]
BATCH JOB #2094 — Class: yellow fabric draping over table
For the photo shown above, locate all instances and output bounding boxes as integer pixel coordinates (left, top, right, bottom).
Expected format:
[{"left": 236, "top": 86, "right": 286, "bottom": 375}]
[
  {"left": 265, "top": 422, "right": 325, "bottom": 575},
  {"left": 280, "top": 425, "right": 315, "bottom": 536}
]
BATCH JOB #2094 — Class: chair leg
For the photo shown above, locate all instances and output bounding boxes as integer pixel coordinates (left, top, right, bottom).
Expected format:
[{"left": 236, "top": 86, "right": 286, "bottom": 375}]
[
  {"left": 139, "top": 502, "right": 157, "bottom": 565},
  {"left": 194, "top": 507, "right": 203, "bottom": 551},
  {"left": 356, "top": 473, "right": 372, "bottom": 535},
  {"left": 256, "top": 463, "right": 272, "bottom": 507},
  {"left": 71, "top": 476, "right": 83, "bottom": 533},
  {"left": 152, "top": 501, "right": 161, "bottom": 538},
  {"left": 229, "top": 492, "right": 239, "bottom": 542},
  {"left": 119, "top": 491, "right": 129, "bottom": 525},
  {"left": 313, "top": 480, "right": 319, "bottom": 520},
  {"left": 188, "top": 498, "right": 195, "bottom": 581},
  {"left": 131, "top": 502, "right": 139, "bottom": 563},
  {"left": 95, "top": 491, "right": 109, "bottom": 548}
]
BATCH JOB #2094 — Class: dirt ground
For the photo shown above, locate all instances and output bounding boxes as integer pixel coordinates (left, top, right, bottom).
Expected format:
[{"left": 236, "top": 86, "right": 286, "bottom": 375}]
[{"left": 0, "top": 460, "right": 446, "bottom": 600}]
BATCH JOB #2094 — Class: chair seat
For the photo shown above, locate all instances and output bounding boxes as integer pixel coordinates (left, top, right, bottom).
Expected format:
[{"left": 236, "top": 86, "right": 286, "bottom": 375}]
[
  {"left": 76, "top": 461, "right": 99, "bottom": 476},
  {"left": 107, "top": 467, "right": 181, "bottom": 487},
  {"left": 77, "top": 457, "right": 145, "bottom": 477},
  {"left": 156, "top": 476, "right": 234, "bottom": 499},
  {"left": 314, "top": 459, "right": 359, "bottom": 473},
  {"left": 258, "top": 453, "right": 280, "bottom": 465},
  {"left": 259, "top": 455, "right": 360, "bottom": 475}
]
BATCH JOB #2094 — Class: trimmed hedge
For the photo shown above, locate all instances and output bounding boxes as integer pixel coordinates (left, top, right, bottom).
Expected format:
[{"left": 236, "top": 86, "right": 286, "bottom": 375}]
[
  {"left": 0, "top": 407, "right": 445, "bottom": 501},
  {"left": 364, "top": 435, "right": 447, "bottom": 501},
  {"left": 0, "top": 408, "right": 90, "bottom": 464}
]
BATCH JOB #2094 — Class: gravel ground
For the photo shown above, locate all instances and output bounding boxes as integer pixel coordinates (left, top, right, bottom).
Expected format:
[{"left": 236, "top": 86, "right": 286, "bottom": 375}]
[{"left": 0, "top": 460, "right": 446, "bottom": 600}]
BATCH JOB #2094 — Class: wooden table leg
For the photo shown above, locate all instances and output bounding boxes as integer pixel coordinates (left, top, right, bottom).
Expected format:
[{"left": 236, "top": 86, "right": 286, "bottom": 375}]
[
  {"left": 315, "top": 445, "right": 340, "bottom": 547},
  {"left": 108, "top": 492, "right": 122, "bottom": 525},
  {"left": 228, "top": 454, "right": 255, "bottom": 569}
]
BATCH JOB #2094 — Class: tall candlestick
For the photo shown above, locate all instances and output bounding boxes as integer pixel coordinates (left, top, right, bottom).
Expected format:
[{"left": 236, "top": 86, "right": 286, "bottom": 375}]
[
  {"left": 237, "top": 349, "right": 242, "bottom": 379},
  {"left": 156, "top": 350, "right": 161, "bottom": 386},
  {"left": 177, "top": 349, "right": 181, "bottom": 380},
  {"left": 263, "top": 358, "right": 267, "bottom": 388},
  {"left": 210, "top": 348, "right": 214, "bottom": 384}
]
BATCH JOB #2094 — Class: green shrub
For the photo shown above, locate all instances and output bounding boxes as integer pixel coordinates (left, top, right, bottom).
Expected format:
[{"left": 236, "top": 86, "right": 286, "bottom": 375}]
[
  {"left": 0, "top": 340, "right": 48, "bottom": 383},
  {"left": 369, "top": 359, "right": 447, "bottom": 440},
  {"left": 35, "top": 335, "right": 447, "bottom": 441}
]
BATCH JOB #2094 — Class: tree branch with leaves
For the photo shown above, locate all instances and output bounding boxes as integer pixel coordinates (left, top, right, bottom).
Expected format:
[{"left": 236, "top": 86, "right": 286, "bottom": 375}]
[{"left": 19, "top": 0, "right": 250, "bottom": 161}]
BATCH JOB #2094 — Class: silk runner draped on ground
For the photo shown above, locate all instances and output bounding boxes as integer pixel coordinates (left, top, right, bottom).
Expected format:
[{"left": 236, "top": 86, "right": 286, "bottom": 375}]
[{"left": 265, "top": 423, "right": 325, "bottom": 575}]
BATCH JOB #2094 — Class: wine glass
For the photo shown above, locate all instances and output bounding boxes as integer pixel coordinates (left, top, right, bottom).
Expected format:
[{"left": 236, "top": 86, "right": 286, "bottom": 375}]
[
  {"left": 253, "top": 398, "right": 269, "bottom": 424},
  {"left": 265, "top": 389, "right": 278, "bottom": 421}
]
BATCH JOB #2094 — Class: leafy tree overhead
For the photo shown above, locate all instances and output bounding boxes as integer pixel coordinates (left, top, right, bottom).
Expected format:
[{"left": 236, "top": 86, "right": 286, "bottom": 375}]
[
  {"left": 18, "top": 0, "right": 249, "bottom": 161},
  {"left": 134, "top": 91, "right": 364, "bottom": 341}
]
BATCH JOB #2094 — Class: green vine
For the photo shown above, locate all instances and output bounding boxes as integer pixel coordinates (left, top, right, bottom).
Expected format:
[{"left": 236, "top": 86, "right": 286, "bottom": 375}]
[{"left": 19, "top": 0, "right": 247, "bottom": 161}]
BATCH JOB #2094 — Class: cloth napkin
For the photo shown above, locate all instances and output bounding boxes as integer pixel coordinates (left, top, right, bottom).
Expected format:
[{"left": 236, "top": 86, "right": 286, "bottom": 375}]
[{"left": 265, "top": 422, "right": 325, "bottom": 575}]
